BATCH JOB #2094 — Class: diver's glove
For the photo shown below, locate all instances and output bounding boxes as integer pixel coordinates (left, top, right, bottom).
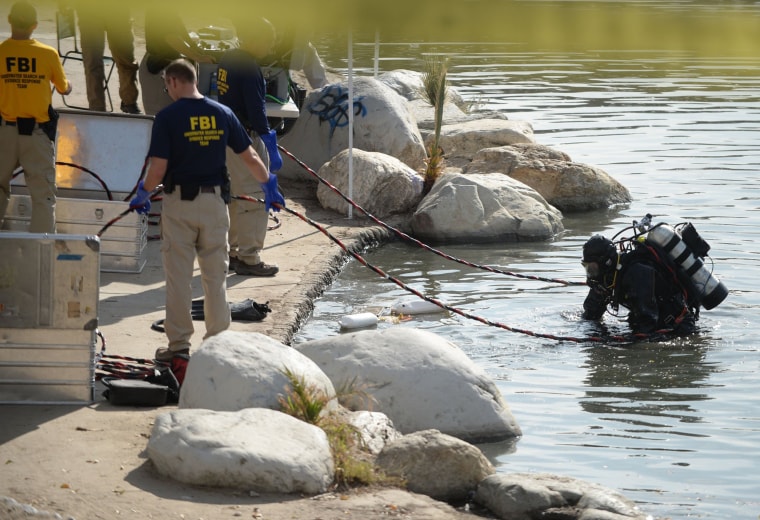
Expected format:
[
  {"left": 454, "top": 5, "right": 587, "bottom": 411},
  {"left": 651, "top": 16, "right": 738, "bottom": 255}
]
[
  {"left": 260, "top": 173, "right": 285, "bottom": 212},
  {"left": 260, "top": 129, "right": 283, "bottom": 172},
  {"left": 129, "top": 180, "right": 151, "bottom": 215}
]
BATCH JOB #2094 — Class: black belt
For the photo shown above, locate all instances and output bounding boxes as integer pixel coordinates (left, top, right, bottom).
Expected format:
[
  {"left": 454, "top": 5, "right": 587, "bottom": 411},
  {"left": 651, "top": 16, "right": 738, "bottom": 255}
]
[
  {"left": 175, "top": 184, "right": 217, "bottom": 193},
  {"left": 0, "top": 118, "right": 17, "bottom": 126}
]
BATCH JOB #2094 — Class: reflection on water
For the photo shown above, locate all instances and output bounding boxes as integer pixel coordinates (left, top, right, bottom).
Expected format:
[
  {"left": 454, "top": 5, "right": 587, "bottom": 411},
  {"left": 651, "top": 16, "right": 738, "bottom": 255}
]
[
  {"left": 299, "top": 3, "right": 760, "bottom": 518},
  {"left": 581, "top": 343, "right": 714, "bottom": 426}
]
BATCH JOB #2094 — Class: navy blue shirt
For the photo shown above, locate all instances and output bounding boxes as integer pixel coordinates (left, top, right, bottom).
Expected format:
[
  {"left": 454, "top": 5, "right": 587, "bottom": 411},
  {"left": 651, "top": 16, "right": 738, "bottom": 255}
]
[
  {"left": 217, "top": 48, "right": 270, "bottom": 136},
  {"left": 149, "top": 97, "right": 252, "bottom": 186}
]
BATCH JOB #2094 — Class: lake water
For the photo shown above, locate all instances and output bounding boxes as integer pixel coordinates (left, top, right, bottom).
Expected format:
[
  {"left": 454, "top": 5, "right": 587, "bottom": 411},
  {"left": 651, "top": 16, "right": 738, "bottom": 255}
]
[{"left": 295, "top": 3, "right": 760, "bottom": 519}]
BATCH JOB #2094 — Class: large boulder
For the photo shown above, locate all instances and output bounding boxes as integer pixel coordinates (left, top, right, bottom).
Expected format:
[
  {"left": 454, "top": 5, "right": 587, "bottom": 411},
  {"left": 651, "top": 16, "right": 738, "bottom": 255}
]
[
  {"left": 429, "top": 119, "right": 535, "bottom": 160},
  {"left": 410, "top": 98, "right": 472, "bottom": 132},
  {"left": 376, "top": 69, "right": 426, "bottom": 102},
  {"left": 375, "top": 429, "right": 495, "bottom": 503},
  {"left": 376, "top": 69, "right": 467, "bottom": 109},
  {"left": 179, "top": 330, "right": 336, "bottom": 412},
  {"left": 316, "top": 149, "right": 424, "bottom": 217},
  {"left": 279, "top": 77, "right": 427, "bottom": 182},
  {"left": 376, "top": 69, "right": 472, "bottom": 130},
  {"left": 294, "top": 328, "right": 521, "bottom": 443},
  {"left": 409, "top": 171, "right": 564, "bottom": 243},
  {"left": 464, "top": 144, "right": 632, "bottom": 211},
  {"left": 344, "top": 410, "right": 403, "bottom": 455},
  {"left": 147, "top": 408, "right": 334, "bottom": 494},
  {"left": 475, "top": 473, "right": 651, "bottom": 520}
]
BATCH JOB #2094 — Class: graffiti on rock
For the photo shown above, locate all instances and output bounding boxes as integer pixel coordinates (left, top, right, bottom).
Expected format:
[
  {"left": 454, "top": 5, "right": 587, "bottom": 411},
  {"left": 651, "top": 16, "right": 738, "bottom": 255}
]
[{"left": 307, "top": 85, "right": 367, "bottom": 137}]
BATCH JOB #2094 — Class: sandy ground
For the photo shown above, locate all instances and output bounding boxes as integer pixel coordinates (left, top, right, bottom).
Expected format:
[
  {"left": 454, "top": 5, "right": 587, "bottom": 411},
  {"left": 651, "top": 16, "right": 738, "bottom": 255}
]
[{"left": 1, "top": 3, "right": 486, "bottom": 519}]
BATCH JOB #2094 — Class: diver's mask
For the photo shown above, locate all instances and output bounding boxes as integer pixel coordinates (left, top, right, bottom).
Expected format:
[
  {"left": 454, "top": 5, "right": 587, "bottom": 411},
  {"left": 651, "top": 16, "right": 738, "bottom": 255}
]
[
  {"left": 582, "top": 260, "right": 601, "bottom": 280},
  {"left": 582, "top": 235, "right": 617, "bottom": 281}
]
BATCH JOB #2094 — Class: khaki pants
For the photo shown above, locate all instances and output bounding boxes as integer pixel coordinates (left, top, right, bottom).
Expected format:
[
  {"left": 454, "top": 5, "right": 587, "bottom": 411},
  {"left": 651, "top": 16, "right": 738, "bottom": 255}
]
[
  {"left": 138, "top": 54, "right": 173, "bottom": 116},
  {"left": 0, "top": 125, "right": 57, "bottom": 233},
  {"left": 227, "top": 134, "right": 270, "bottom": 265},
  {"left": 290, "top": 41, "right": 328, "bottom": 89},
  {"left": 160, "top": 187, "right": 230, "bottom": 352},
  {"left": 77, "top": 4, "right": 139, "bottom": 111}
]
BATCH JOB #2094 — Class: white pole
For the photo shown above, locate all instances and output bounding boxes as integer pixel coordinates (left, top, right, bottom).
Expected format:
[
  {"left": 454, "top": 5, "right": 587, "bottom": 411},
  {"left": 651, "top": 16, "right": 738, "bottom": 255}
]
[
  {"left": 347, "top": 31, "right": 354, "bottom": 219},
  {"left": 374, "top": 30, "right": 380, "bottom": 78}
]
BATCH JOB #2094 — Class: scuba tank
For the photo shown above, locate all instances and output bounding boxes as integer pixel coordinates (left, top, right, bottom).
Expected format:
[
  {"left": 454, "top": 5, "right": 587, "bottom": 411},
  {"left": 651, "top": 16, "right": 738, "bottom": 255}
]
[{"left": 647, "top": 223, "right": 728, "bottom": 310}]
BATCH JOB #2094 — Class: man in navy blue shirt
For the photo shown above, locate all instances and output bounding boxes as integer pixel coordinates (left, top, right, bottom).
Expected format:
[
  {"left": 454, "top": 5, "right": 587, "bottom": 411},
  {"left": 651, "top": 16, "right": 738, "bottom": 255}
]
[
  {"left": 217, "top": 17, "right": 282, "bottom": 276},
  {"left": 130, "top": 58, "right": 284, "bottom": 362}
]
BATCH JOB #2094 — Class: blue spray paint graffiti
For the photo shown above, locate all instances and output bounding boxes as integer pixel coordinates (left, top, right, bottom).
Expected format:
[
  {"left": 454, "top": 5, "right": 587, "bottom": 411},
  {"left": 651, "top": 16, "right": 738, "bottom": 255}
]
[{"left": 308, "top": 85, "right": 367, "bottom": 137}]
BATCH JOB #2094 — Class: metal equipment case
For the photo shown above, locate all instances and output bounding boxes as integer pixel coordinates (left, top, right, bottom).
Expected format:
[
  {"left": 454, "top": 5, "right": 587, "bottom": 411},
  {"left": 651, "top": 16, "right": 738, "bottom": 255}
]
[
  {"left": 0, "top": 233, "right": 100, "bottom": 404},
  {"left": 2, "top": 195, "right": 147, "bottom": 273}
]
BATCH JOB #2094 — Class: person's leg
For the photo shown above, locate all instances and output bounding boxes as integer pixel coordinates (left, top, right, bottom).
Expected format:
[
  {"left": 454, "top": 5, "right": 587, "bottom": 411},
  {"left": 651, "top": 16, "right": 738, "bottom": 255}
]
[
  {"left": 160, "top": 192, "right": 197, "bottom": 353},
  {"left": 76, "top": 9, "right": 107, "bottom": 111},
  {"left": 301, "top": 42, "right": 329, "bottom": 89},
  {"left": 228, "top": 135, "right": 278, "bottom": 276},
  {"left": 234, "top": 182, "right": 269, "bottom": 264},
  {"left": 289, "top": 35, "right": 328, "bottom": 89},
  {"left": 194, "top": 189, "right": 231, "bottom": 339},
  {"left": 18, "top": 130, "right": 56, "bottom": 233},
  {"left": 104, "top": 6, "right": 139, "bottom": 109},
  {"left": 138, "top": 55, "right": 172, "bottom": 115},
  {"left": 0, "top": 126, "right": 20, "bottom": 225},
  {"left": 226, "top": 146, "right": 241, "bottom": 265}
]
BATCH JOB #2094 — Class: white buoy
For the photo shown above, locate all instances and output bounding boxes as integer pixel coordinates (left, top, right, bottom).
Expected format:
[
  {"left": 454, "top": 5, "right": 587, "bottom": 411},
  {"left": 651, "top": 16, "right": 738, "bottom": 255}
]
[
  {"left": 390, "top": 299, "right": 445, "bottom": 315},
  {"left": 338, "top": 312, "right": 379, "bottom": 329}
]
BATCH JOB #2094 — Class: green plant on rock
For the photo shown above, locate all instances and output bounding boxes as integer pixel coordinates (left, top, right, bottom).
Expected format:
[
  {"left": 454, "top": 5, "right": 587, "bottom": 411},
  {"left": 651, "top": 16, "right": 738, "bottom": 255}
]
[
  {"left": 278, "top": 368, "right": 396, "bottom": 489},
  {"left": 334, "top": 375, "right": 377, "bottom": 411},
  {"left": 278, "top": 367, "right": 329, "bottom": 425},
  {"left": 320, "top": 415, "right": 378, "bottom": 488},
  {"left": 420, "top": 56, "right": 449, "bottom": 195}
]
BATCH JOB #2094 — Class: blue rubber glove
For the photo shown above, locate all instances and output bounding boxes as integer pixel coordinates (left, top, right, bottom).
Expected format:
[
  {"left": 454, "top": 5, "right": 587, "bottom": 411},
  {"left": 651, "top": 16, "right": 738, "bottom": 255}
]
[
  {"left": 260, "top": 129, "right": 283, "bottom": 172},
  {"left": 260, "top": 173, "right": 285, "bottom": 212},
  {"left": 129, "top": 180, "right": 151, "bottom": 215}
]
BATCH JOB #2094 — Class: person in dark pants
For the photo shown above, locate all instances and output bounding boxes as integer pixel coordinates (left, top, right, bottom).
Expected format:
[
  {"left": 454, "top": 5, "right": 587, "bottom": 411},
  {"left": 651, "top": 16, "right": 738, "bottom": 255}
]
[
  {"left": 0, "top": 1, "right": 72, "bottom": 233},
  {"left": 138, "top": 5, "right": 214, "bottom": 115},
  {"left": 71, "top": 0, "right": 140, "bottom": 113},
  {"left": 129, "top": 59, "right": 284, "bottom": 362},
  {"left": 218, "top": 17, "right": 281, "bottom": 276},
  {"left": 581, "top": 234, "right": 697, "bottom": 336}
]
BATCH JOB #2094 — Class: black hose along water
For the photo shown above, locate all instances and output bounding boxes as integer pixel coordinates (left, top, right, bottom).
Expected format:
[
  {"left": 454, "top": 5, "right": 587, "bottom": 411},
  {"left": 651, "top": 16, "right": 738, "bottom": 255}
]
[{"left": 88, "top": 147, "right": 669, "bottom": 345}]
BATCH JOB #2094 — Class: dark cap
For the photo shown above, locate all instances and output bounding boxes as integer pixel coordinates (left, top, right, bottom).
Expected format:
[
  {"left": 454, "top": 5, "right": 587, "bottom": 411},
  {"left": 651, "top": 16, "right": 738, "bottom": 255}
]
[
  {"left": 9, "top": 1, "right": 37, "bottom": 29},
  {"left": 582, "top": 235, "right": 616, "bottom": 266}
]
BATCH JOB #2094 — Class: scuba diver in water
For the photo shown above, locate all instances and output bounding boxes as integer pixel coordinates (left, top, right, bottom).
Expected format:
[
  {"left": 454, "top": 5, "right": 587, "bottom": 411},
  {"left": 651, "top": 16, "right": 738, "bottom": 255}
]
[{"left": 580, "top": 215, "right": 728, "bottom": 336}]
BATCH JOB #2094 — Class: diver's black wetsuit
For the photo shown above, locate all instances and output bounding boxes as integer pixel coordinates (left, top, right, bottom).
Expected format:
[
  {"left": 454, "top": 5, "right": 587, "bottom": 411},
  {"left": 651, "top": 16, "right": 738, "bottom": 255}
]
[{"left": 583, "top": 243, "right": 696, "bottom": 335}]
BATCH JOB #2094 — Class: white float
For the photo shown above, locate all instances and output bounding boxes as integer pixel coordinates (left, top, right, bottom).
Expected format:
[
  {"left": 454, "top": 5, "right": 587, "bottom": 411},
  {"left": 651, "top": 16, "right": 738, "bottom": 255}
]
[
  {"left": 338, "top": 312, "right": 379, "bottom": 330},
  {"left": 390, "top": 299, "right": 446, "bottom": 315}
]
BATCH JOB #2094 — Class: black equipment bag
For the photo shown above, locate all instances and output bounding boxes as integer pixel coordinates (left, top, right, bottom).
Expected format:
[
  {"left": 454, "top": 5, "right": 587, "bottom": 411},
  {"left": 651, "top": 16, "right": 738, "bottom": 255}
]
[
  {"left": 102, "top": 377, "right": 170, "bottom": 407},
  {"left": 98, "top": 356, "right": 181, "bottom": 405}
]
